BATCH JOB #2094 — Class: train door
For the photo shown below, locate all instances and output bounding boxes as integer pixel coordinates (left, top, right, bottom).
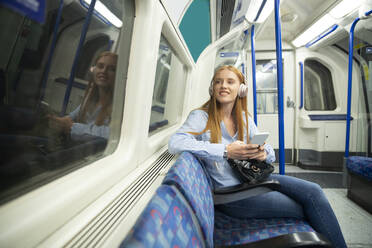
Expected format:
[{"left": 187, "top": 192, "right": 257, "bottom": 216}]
[
  {"left": 295, "top": 48, "right": 351, "bottom": 171},
  {"left": 253, "top": 51, "right": 296, "bottom": 164}
]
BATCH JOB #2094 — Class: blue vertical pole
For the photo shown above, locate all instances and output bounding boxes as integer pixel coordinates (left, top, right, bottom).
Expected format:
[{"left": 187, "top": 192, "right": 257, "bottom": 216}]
[
  {"left": 345, "top": 18, "right": 360, "bottom": 159},
  {"left": 343, "top": 10, "right": 371, "bottom": 186},
  {"left": 61, "top": 0, "right": 97, "bottom": 116},
  {"left": 39, "top": 0, "right": 64, "bottom": 102},
  {"left": 251, "top": 25, "right": 257, "bottom": 125},
  {"left": 274, "top": 0, "right": 285, "bottom": 175},
  {"left": 299, "top": 62, "right": 304, "bottom": 110},
  {"left": 345, "top": 10, "right": 372, "bottom": 157}
]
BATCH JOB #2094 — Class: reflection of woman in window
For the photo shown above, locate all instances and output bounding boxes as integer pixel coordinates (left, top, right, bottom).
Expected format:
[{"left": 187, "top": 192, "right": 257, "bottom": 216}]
[{"left": 49, "top": 51, "right": 117, "bottom": 139}]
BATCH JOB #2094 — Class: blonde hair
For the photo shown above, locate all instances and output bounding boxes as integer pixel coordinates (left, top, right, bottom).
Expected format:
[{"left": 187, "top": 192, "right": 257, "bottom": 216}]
[
  {"left": 77, "top": 51, "right": 118, "bottom": 125},
  {"left": 190, "top": 65, "right": 250, "bottom": 143}
]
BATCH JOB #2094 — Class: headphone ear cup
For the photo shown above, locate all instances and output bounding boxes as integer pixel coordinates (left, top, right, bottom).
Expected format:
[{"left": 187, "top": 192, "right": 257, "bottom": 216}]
[
  {"left": 209, "top": 80, "right": 214, "bottom": 96},
  {"left": 238, "top": 84, "right": 248, "bottom": 98},
  {"left": 209, "top": 84, "right": 213, "bottom": 96}
]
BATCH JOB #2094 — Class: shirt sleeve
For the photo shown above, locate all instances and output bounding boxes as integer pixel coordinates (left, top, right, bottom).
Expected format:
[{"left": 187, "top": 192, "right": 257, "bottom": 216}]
[
  {"left": 168, "top": 110, "right": 225, "bottom": 161},
  {"left": 70, "top": 123, "right": 110, "bottom": 139},
  {"left": 248, "top": 116, "right": 276, "bottom": 164},
  {"left": 68, "top": 105, "right": 81, "bottom": 122}
]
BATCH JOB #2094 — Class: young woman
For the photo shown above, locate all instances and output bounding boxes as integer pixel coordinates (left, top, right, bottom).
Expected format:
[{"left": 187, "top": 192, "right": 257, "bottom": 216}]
[
  {"left": 49, "top": 51, "right": 117, "bottom": 139},
  {"left": 168, "top": 65, "right": 347, "bottom": 248}
]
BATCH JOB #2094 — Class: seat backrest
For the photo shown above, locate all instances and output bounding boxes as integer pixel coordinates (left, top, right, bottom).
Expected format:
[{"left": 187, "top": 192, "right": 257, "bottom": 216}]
[
  {"left": 162, "top": 152, "right": 215, "bottom": 248},
  {"left": 347, "top": 156, "right": 372, "bottom": 180},
  {"left": 120, "top": 184, "right": 205, "bottom": 248}
]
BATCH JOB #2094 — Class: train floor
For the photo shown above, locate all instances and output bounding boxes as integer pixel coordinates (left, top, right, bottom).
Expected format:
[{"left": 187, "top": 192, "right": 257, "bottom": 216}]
[{"left": 275, "top": 164, "right": 372, "bottom": 248}]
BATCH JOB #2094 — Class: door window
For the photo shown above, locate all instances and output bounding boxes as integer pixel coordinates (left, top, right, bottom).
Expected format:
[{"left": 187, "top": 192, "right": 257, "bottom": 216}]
[
  {"left": 304, "top": 59, "right": 336, "bottom": 111},
  {"left": 256, "top": 60, "right": 278, "bottom": 114}
]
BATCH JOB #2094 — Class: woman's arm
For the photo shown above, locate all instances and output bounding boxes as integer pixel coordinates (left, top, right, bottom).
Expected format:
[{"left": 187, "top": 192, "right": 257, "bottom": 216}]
[
  {"left": 168, "top": 110, "right": 225, "bottom": 161},
  {"left": 68, "top": 105, "right": 81, "bottom": 122},
  {"left": 70, "top": 123, "right": 110, "bottom": 139}
]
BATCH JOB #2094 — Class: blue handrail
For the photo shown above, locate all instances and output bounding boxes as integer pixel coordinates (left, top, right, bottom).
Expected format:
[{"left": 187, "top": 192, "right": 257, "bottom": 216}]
[
  {"left": 79, "top": 0, "right": 113, "bottom": 27},
  {"left": 299, "top": 62, "right": 304, "bottom": 109},
  {"left": 345, "top": 9, "right": 372, "bottom": 158},
  {"left": 39, "top": 0, "right": 64, "bottom": 102},
  {"left": 251, "top": 25, "right": 257, "bottom": 125},
  {"left": 274, "top": 0, "right": 285, "bottom": 175},
  {"left": 305, "top": 24, "right": 338, "bottom": 48},
  {"left": 253, "top": 0, "right": 268, "bottom": 22},
  {"left": 61, "top": 0, "right": 97, "bottom": 115}
]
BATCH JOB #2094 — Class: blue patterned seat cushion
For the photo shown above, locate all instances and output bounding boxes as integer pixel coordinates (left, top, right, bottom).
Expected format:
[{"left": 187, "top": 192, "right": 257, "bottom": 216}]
[
  {"left": 120, "top": 185, "right": 205, "bottom": 248},
  {"left": 347, "top": 156, "right": 372, "bottom": 181},
  {"left": 214, "top": 210, "right": 315, "bottom": 246},
  {"left": 162, "top": 152, "right": 215, "bottom": 248}
]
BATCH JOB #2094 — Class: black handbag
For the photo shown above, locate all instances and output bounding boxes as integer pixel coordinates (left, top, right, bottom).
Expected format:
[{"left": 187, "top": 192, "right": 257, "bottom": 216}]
[{"left": 228, "top": 159, "right": 274, "bottom": 184}]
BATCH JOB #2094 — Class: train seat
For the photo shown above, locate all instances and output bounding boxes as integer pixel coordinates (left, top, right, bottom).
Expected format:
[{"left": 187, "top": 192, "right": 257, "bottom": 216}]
[
  {"left": 346, "top": 156, "right": 372, "bottom": 214},
  {"left": 119, "top": 184, "right": 205, "bottom": 248},
  {"left": 347, "top": 156, "right": 372, "bottom": 180},
  {"left": 163, "top": 152, "right": 332, "bottom": 247}
]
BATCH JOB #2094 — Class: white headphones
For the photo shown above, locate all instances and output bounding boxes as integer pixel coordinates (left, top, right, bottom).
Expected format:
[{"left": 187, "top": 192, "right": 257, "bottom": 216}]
[{"left": 209, "top": 80, "right": 248, "bottom": 98}]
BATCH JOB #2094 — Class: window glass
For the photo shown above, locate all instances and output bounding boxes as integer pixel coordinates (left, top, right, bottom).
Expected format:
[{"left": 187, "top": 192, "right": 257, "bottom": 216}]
[
  {"left": 0, "top": 0, "right": 131, "bottom": 203},
  {"left": 256, "top": 60, "right": 278, "bottom": 114},
  {"left": 149, "top": 35, "right": 186, "bottom": 135},
  {"left": 304, "top": 59, "right": 336, "bottom": 111}
]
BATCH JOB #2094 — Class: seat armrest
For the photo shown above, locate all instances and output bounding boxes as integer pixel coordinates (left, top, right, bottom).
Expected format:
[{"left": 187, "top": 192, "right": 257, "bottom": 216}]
[
  {"left": 216, "top": 231, "right": 333, "bottom": 248},
  {"left": 213, "top": 180, "right": 280, "bottom": 205}
]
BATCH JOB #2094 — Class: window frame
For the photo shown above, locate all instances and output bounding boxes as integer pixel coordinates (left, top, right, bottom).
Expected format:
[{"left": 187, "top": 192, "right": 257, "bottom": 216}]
[{"left": 0, "top": 0, "right": 135, "bottom": 246}]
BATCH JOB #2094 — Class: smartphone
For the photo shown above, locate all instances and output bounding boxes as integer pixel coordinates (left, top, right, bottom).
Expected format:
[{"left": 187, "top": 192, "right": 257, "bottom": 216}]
[{"left": 250, "top": 132, "right": 269, "bottom": 146}]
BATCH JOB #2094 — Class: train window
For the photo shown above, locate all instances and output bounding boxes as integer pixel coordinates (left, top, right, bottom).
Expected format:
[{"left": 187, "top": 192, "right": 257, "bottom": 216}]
[
  {"left": 149, "top": 34, "right": 186, "bottom": 135},
  {"left": 256, "top": 60, "right": 278, "bottom": 114},
  {"left": 0, "top": 0, "right": 131, "bottom": 203},
  {"left": 304, "top": 59, "right": 336, "bottom": 111}
]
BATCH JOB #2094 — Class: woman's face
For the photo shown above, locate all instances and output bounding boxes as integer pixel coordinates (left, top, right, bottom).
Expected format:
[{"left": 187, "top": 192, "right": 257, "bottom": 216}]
[
  {"left": 93, "top": 55, "right": 117, "bottom": 89},
  {"left": 213, "top": 69, "right": 241, "bottom": 106}
]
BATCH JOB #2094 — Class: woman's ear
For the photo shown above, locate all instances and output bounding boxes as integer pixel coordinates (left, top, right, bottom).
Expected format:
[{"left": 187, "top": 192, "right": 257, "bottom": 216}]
[{"left": 90, "top": 66, "right": 95, "bottom": 73}]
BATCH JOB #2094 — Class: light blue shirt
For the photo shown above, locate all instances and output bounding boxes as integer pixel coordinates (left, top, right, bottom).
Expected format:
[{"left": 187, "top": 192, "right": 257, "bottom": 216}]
[
  {"left": 168, "top": 109, "right": 275, "bottom": 189},
  {"left": 69, "top": 105, "right": 110, "bottom": 139}
]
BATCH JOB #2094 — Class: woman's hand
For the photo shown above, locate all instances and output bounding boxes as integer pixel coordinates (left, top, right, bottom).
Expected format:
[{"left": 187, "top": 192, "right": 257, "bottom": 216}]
[
  {"left": 226, "top": 141, "right": 267, "bottom": 161},
  {"left": 248, "top": 144, "right": 267, "bottom": 161},
  {"left": 48, "top": 115, "right": 73, "bottom": 133}
]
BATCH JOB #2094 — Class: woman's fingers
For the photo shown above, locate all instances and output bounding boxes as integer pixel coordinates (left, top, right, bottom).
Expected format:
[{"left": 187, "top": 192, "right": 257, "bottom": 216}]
[
  {"left": 249, "top": 150, "right": 267, "bottom": 161},
  {"left": 226, "top": 141, "right": 267, "bottom": 161}
]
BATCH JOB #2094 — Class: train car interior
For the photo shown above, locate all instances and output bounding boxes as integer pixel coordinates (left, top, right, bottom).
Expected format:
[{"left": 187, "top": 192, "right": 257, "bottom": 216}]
[{"left": 0, "top": 0, "right": 371, "bottom": 247}]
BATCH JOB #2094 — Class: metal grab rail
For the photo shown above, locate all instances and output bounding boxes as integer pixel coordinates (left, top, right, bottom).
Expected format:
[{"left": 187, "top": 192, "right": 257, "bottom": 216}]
[
  {"left": 305, "top": 24, "right": 338, "bottom": 48},
  {"left": 343, "top": 9, "right": 372, "bottom": 186},
  {"left": 39, "top": 0, "right": 64, "bottom": 102},
  {"left": 61, "top": 0, "right": 97, "bottom": 116},
  {"left": 251, "top": 25, "right": 258, "bottom": 125},
  {"left": 345, "top": 9, "right": 372, "bottom": 158},
  {"left": 299, "top": 62, "right": 304, "bottom": 110},
  {"left": 274, "top": 0, "right": 285, "bottom": 175}
]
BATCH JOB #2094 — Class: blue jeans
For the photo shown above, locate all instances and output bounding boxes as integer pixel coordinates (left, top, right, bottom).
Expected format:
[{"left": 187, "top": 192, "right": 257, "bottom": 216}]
[{"left": 216, "top": 174, "right": 347, "bottom": 248}]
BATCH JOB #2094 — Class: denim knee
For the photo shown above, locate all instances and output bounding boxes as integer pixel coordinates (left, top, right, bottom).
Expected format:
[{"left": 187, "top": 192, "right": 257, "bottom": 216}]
[{"left": 304, "top": 182, "right": 328, "bottom": 204}]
